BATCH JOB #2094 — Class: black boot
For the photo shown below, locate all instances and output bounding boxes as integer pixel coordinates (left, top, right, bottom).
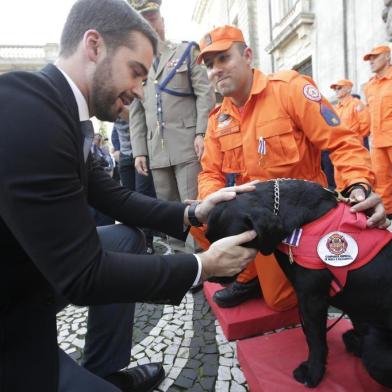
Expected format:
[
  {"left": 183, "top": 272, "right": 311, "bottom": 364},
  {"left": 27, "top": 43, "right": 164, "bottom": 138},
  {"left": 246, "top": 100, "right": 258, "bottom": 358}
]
[{"left": 213, "top": 278, "right": 262, "bottom": 308}]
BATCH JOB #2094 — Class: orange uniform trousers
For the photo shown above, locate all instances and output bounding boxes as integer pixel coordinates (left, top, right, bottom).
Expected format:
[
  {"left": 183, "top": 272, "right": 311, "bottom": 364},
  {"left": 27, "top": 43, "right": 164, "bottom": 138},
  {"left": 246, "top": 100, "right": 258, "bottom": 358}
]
[{"left": 370, "top": 146, "right": 392, "bottom": 213}]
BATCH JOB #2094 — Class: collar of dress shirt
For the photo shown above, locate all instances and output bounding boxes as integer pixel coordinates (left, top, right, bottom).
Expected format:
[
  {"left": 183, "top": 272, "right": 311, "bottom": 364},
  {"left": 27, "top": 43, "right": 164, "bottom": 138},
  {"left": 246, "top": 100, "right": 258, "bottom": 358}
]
[{"left": 56, "top": 65, "right": 90, "bottom": 121}]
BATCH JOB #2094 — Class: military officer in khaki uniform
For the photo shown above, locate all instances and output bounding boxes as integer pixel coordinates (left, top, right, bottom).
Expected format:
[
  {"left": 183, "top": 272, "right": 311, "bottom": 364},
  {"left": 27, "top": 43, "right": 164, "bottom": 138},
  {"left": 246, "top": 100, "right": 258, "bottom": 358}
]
[{"left": 129, "top": 0, "right": 215, "bottom": 203}]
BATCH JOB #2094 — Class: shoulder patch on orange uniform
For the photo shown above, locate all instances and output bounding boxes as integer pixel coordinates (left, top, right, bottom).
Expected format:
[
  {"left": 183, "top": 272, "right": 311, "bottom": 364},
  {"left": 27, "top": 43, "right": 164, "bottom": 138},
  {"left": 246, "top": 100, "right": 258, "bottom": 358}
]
[{"left": 303, "top": 84, "right": 322, "bottom": 102}]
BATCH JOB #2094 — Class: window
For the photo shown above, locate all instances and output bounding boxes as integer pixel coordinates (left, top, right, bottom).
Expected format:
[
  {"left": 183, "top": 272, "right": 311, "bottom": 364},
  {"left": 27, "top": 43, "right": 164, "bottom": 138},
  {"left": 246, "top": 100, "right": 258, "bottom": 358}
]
[
  {"left": 281, "top": 0, "right": 296, "bottom": 17},
  {"left": 294, "top": 57, "right": 312, "bottom": 77}
]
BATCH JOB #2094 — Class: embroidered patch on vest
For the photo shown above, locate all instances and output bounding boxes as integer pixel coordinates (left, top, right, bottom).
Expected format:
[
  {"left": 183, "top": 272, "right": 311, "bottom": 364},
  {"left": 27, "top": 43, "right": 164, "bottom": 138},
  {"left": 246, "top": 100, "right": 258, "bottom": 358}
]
[
  {"left": 317, "top": 231, "right": 358, "bottom": 267},
  {"left": 303, "top": 84, "right": 321, "bottom": 102}
]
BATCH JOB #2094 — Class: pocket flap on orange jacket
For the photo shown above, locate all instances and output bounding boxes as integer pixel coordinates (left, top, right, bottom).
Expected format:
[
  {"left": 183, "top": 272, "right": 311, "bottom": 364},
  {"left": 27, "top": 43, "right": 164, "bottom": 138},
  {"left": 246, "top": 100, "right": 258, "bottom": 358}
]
[
  {"left": 256, "top": 119, "right": 293, "bottom": 138},
  {"left": 219, "top": 132, "right": 242, "bottom": 152}
]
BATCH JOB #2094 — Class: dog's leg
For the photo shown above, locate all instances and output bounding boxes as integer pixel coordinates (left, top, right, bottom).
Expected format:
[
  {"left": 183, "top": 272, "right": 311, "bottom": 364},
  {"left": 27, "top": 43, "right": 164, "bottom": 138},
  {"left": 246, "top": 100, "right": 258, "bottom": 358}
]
[
  {"left": 342, "top": 318, "right": 367, "bottom": 357},
  {"left": 291, "top": 268, "right": 331, "bottom": 388},
  {"left": 362, "top": 326, "right": 392, "bottom": 388}
]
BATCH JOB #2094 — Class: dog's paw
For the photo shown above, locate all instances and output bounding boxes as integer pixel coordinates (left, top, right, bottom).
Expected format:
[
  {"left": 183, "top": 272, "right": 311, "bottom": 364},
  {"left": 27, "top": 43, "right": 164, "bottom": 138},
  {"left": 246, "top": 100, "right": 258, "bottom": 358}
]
[
  {"left": 342, "top": 329, "right": 362, "bottom": 357},
  {"left": 293, "top": 361, "right": 325, "bottom": 388}
]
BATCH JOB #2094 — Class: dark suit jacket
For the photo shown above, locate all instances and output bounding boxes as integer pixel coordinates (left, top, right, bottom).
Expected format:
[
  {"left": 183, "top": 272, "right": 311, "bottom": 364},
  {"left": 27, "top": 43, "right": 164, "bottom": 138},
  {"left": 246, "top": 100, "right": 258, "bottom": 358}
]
[{"left": 0, "top": 64, "right": 198, "bottom": 391}]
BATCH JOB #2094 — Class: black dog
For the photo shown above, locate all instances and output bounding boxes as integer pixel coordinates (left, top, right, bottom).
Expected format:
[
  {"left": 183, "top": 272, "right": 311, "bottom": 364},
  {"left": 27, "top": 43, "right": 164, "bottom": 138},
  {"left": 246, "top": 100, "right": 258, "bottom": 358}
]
[{"left": 205, "top": 179, "right": 392, "bottom": 388}]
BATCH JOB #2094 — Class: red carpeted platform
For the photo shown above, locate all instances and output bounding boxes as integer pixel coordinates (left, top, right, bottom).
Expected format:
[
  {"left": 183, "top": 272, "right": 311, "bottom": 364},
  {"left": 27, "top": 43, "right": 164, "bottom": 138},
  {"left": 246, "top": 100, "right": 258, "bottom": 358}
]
[
  {"left": 203, "top": 282, "right": 300, "bottom": 341},
  {"left": 237, "top": 319, "right": 390, "bottom": 391}
]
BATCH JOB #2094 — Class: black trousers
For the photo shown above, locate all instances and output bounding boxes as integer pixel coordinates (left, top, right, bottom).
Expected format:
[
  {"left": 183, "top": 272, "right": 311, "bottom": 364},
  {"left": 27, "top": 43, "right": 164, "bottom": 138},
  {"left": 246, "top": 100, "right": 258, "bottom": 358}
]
[{"left": 57, "top": 224, "right": 145, "bottom": 391}]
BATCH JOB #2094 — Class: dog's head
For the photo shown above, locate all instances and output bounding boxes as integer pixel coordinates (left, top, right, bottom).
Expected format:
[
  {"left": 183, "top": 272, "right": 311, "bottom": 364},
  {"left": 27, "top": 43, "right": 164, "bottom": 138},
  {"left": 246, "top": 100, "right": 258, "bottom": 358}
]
[
  {"left": 205, "top": 180, "right": 338, "bottom": 255},
  {"left": 205, "top": 192, "right": 287, "bottom": 255}
]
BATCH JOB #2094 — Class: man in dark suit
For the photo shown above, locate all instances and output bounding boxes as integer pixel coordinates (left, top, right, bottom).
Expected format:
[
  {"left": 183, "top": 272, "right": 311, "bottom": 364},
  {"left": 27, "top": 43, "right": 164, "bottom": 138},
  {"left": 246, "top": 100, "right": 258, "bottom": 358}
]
[{"left": 0, "top": 1, "right": 257, "bottom": 391}]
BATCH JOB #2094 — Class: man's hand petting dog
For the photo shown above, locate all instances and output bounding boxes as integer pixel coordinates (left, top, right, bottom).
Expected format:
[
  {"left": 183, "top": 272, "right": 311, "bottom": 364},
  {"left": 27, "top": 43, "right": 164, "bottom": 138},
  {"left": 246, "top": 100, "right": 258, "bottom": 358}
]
[
  {"left": 349, "top": 189, "right": 389, "bottom": 228},
  {"left": 184, "top": 180, "right": 260, "bottom": 225},
  {"left": 198, "top": 231, "right": 258, "bottom": 281}
]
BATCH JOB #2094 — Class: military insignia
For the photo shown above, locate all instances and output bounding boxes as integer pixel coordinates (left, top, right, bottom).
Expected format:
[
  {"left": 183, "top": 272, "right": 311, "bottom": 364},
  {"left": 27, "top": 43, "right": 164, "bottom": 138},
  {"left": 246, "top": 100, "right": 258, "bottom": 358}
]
[
  {"left": 129, "top": 0, "right": 161, "bottom": 12},
  {"left": 216, "top": 114, "right": 231, "bottom": 128},
  {"left": 204, "top": 34, "right": 212, "bottom": 46},
  {"left": 320, "top": 103, "right": 341, "bottom": 126},
  {"left": 317, "top": 231, "right": 358, "bottom": 267},
  {"left": 257, "top": 137, "right": 266, "bottom": 155},
  {"left": 303, "top": 84, "right": 321, "bottom": 102},
  {"left": 218, "top": 113, "right": 230, "bottom": 122},
  {"left": 282, "top": 228, "right": 303, "bottom": 247},
  {"left": 218, "top": 119, "right": 232, "bottom": 128},
  {"left": 168, "top": 59, "right": 179, "bottom": 68}
]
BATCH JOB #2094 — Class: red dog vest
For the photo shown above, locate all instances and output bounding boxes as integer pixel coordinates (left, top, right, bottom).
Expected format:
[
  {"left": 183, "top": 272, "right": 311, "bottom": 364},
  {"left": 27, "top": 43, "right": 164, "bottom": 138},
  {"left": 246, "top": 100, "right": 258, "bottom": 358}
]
[{"left": 277, "top": 203, "right": 392, "bottom": 295}]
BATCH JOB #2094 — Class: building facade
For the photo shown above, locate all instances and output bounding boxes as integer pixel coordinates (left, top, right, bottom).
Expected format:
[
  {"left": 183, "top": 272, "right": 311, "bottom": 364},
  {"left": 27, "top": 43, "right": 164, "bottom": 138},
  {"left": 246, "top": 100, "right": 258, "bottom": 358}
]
[
  {"left": 0, "top": 43, "right": 58, "bottom": 75},
  {"left": 192, "top": 0, "right": 391, "bottom": 100}
]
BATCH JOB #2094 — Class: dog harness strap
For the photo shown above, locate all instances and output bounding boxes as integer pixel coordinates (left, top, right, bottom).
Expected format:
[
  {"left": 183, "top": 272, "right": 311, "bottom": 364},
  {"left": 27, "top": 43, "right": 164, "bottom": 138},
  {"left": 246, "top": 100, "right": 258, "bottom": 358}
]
[{"left": 277, "top": 203, "right": 392, "bottom": 295}]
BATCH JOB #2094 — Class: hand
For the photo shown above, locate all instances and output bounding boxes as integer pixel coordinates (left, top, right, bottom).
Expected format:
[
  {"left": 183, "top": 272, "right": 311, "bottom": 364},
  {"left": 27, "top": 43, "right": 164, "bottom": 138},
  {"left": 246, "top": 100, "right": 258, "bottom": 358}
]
[
  {"left": 198, "top": 230, "right": 258, "bottom": 280},
  {"left": 190, "top": 180, "right": 260, "bottom": 224},
  {"left": 134, "top": 156, "right": 149, "bottom": 176},
  {"left": 194, "top": 135, "right": 205, "bottom": 160},
  {"left": 112, "top": 150, "right": 120, "bottom": 163},
  {"left": 349, "top": 190, "right": 389, "bottom": 228}
]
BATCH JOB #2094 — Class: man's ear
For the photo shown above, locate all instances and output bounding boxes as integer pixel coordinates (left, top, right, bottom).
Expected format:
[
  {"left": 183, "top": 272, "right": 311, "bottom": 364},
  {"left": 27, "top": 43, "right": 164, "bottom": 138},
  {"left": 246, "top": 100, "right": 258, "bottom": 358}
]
[
  {"left": 247, "top": 208, "right": 286, "bottom": 255},
  {"left": 84, "top": 29, "right": 103, "bottom": 62},
  {"left": 244, "top": 46, "right": 253, "bottom": 66}
]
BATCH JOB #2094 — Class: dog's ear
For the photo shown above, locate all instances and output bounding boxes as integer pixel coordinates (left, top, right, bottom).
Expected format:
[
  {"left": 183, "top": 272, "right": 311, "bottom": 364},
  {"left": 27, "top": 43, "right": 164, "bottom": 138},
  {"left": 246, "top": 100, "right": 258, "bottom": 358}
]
[
  {"left": 246, "top": 207, "right": 286, "bottom": 255},
  {"left": 205, "top": 203, "right": 226, "bottom": 243}
]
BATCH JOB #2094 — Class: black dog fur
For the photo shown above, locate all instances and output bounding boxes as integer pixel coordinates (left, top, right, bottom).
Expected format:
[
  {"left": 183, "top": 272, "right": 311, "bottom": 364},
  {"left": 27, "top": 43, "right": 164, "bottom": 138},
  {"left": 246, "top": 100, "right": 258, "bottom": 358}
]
[{"left": 205, "top": 180, "right": 392, "bottom": 388}]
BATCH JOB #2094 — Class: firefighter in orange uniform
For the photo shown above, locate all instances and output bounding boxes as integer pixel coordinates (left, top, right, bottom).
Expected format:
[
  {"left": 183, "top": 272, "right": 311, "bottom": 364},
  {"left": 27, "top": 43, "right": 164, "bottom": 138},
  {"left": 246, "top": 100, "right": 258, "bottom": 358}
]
[
  {"left": 363, "top": 45, "right": 392, "bottom": 217},
  {"left": 191, "top": 26, "right": 386, "bottom": 311},
  {"left": 329, "top": 79, "right": 371, "bottom": 189},
  {"left": 330, "top": 79, "right": 370, "bottom": 146}
]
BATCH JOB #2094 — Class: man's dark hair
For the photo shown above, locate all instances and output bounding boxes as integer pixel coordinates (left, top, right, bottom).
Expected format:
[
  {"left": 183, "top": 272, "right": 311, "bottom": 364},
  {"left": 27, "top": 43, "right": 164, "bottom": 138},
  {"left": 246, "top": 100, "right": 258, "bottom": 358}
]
[
  {"left": 60, "top": 0, "right": 157, "bottom": 57},
  {"left": 235, "top": 42, "right": 248, "bottom": 55},
  {"left": 351, "top": 93, "right": 361, "bottom": 99}
]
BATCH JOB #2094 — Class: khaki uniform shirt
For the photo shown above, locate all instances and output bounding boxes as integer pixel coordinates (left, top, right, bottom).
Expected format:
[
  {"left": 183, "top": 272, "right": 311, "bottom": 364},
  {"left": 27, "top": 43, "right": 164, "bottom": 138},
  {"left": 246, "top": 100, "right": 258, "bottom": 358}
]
[{"left": 130, "top": 40, "right": 215, "bottom": 169}]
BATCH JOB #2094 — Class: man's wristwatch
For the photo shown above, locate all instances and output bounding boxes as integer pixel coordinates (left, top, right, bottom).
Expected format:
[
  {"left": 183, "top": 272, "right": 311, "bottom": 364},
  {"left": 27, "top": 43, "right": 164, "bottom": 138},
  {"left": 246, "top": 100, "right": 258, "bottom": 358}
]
[{"left": 188, "top": 202, "right": 203, "bottom": 227}]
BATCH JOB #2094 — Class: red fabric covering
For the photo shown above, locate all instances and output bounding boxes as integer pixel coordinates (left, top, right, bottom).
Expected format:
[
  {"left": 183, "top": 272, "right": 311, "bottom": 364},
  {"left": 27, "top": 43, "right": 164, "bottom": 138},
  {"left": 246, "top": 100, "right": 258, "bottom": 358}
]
[
  {"left": 203, "top": 282, "right": 300, "bottom": 341},
  {"left": 277, "top": 203, "right": 392, "bottom": 290},
  {"left": 237, "top": 319, "right": 390, "bottom": 391}
]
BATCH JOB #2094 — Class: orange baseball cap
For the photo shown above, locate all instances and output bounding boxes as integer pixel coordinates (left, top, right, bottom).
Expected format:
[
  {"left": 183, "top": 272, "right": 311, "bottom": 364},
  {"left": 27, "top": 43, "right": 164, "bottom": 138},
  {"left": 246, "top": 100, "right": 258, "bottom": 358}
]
[
  {"left": 363, "top": 45, "right": 391, "bottom": 61},
  {"left": 197, "top": 25, "right": 245, "bottom": 64},
  {"left": 330, "top": 79, "right": 353, "bottom": 89}
]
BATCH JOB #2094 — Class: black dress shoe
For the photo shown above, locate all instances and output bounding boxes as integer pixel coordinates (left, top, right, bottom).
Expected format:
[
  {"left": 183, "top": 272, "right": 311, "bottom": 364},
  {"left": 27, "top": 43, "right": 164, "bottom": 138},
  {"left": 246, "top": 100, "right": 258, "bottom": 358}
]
[
  {"left": 104, "top": 363, "right": 165, "bottom": 392},
  {"left": 213, "top": 278, "right": 262, "bottom": 308}
]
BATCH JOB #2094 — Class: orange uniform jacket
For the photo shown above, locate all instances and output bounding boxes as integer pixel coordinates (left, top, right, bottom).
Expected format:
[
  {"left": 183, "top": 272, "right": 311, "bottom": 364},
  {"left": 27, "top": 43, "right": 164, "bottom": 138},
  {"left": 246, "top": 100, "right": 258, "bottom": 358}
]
[
  {"left": 364, "top": 66, "right": 392, "bottom": 148},
  {"left": 192, "top": 69, "right": 375, "bottom": 311},
  {"left": 335, "top": 96, "right": 370, "bottom": 142}
]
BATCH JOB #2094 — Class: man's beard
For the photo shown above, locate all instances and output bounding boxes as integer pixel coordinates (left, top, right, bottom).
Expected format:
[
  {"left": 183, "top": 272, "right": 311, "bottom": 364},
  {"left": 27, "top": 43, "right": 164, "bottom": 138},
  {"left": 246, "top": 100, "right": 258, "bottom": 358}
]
[{"left": 91, "top": 57, "right": 119, "bottom": 122}]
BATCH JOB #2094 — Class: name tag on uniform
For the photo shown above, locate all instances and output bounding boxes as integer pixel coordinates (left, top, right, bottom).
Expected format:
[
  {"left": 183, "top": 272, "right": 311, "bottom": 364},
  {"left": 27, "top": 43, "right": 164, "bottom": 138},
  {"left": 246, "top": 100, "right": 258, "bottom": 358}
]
[
  {"left": 215, "top": 125, "right": 240, "bottom": 137},
  {"left": 258, "top": 137, "right": 266, "bottom": 155}
]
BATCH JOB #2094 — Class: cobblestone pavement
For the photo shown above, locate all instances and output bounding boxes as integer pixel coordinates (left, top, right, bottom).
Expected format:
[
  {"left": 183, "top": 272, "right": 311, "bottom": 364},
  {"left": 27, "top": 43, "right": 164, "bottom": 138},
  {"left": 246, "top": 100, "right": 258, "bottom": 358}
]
[{"left": 57, "top": 238, "right": 342, "bottom": 392}]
